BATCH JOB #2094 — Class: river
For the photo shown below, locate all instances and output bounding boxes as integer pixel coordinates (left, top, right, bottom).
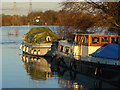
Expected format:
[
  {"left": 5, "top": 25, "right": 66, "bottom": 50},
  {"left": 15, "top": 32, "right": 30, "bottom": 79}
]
[{"left": 1, "top": 26, "right": 119, "bottom": 89}]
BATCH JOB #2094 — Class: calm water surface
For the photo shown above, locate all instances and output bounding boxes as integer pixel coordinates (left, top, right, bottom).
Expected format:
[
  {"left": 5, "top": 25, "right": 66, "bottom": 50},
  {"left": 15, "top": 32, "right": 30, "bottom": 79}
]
[{"left": 2, "top": 26, "right": 119, "bottom": 88}]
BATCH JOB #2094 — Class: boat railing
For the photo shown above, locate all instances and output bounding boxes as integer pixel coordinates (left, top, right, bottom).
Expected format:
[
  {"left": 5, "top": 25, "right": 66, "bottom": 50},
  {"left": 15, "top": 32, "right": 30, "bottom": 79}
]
[{"left": 22, "top": 41, "right": 56, "bottom": 48}]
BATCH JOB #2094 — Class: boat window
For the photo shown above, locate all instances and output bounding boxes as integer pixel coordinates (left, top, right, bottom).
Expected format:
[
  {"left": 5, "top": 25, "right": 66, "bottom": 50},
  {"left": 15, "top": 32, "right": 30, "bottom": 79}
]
[
  {"left": 101, "top": 37, "right": 109, "bottom": 43},
  {"left": 71, "top": 49, "right": 73, "bottom": 53},
  {"left": 86, "top": 38, "right": 88, "bottom": 44},
  {"left": 82, "top": 36, "right": 85, "bottom": 44},
  {"left": 111, "top": 37, "right": 119, "bottom": 44},
  {"left": 83, "top": 35, "right": 88, "bottom": 44},
  {"left": 74, "top": 35, "right": 78, "bottom": 43},
  {"left": 60, "top": 45, "right": 63, "bottom": 52},
  {"left": 79, "top": 35, "right": 84, "bottom": 44},
  {"left": 65, "top": 47, "right": 69, "bottom": 54},
  {"left": 46, "top": 36, "right": 52, "bottom": 42},
  {"left": 91, "top": 37, "right": 99, "bottom": 44}
]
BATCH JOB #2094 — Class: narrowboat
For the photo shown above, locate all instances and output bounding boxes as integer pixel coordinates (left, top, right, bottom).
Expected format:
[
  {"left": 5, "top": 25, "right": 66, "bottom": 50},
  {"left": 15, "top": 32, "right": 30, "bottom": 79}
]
[
  {"left": 19, "top": 27, "right": 59, "bottom": 56},
  {"left": 19, "top": 42, "right": 57, "bottom": 56},
  {"left": 57, "top": 34, "right": 120, "bottom": 57},
  {"left": 53, "top": 33, "right": 120, "bottom": 84}
]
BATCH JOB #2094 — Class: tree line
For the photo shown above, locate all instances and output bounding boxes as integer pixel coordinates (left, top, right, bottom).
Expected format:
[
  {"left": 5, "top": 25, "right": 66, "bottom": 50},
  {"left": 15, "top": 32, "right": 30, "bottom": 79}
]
[{"left": 2, "top": 10, "right": 112, "bottom": 30}]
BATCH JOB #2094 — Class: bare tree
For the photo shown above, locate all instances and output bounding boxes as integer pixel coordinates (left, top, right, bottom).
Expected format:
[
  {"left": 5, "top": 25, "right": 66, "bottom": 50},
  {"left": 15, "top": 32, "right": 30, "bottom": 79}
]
[{"left": 61, "top": 1, "right": 120, "bottom": 34}]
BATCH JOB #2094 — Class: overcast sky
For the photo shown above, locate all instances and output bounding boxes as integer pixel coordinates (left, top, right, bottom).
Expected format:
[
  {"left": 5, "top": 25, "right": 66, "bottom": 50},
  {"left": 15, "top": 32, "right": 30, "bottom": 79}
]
[{"left": 1, "top": 2, "right": 62, "bottom": 16}]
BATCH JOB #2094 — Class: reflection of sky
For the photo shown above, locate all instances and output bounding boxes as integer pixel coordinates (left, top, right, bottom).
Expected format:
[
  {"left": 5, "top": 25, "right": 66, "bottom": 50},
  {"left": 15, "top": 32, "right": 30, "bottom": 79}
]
[{"left": 2, "top": 2, "right": 61, "bottom": 16}]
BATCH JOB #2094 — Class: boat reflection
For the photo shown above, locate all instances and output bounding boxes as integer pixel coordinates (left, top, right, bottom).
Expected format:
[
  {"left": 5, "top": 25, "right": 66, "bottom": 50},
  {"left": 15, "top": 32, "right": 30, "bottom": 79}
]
[
  {"left": 19, "top": 54, "right": 119, "bottom": 88},
  {"left": 19, "top": 54, "right": 53, "bottom": 80},
  {"left": 56, "top": 66, "right": 119, "bottom": 89}
]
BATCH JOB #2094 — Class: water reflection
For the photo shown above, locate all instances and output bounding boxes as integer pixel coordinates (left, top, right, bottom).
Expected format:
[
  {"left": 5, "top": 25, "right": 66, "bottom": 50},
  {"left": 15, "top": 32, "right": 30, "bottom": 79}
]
[
  {"left": 19, "top": 54, "right": 53, "bottom": 80},
  {"left": 19, "top": 54, "right": 119, "bottom": 89},
  {"left": 56, "top": 67, "right": 101, "bottom": 89},
  {"left": 56, "top": 67, "right": 119, "bottom": 89},
  {"left": 7, "top": 30, "right": 19, "bottom": 37}
]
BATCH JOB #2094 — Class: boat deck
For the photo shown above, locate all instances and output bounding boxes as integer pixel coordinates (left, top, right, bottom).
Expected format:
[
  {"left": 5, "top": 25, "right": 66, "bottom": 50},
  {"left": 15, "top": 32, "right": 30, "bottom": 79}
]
[
  {"left": 57, "top": 51, "right": 120, "bottom": 66},
  {"left": 81, "top": 56, "right": 120, "bottom": 66}
]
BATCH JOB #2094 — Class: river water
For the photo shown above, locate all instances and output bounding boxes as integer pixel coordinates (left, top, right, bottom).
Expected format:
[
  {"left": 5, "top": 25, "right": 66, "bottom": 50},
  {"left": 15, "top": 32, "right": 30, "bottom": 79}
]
[{"left": 1, "top": 26, "right": 119, "bottom": 89}]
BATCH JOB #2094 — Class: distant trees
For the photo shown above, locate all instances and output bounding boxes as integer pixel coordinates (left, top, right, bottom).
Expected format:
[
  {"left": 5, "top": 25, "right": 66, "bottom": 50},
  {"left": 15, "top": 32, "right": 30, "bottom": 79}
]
[
  {"left": 2, "top": 10, "right": 58, "bottom": 26},
  {"left": 2, "top": 15, "right": 28, "bottom": 26},
  {"left": 2, "top": 15, "right": 13, "bottom": 26},
  {"left": 2, "top": 9, "right": 96, "bottom": 28},
  {"left": 43, "top": 10, "right": 58, "bottom": 25},
  {"left": 0, "top": 15, "right": 1, "bottom": 26}
]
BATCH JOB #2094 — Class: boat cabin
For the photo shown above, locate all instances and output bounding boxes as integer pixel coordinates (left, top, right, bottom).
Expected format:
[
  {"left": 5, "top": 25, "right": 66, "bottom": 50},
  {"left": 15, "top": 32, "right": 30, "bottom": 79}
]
[
  {"left": 74, "top": 34, "right": 120, "bottom": 57},
  {"left": 74, "top": 34, "right": 120, "bottom": 46},
  {"left": 58, "top": 34, "right": 120, "bottom": 58}
]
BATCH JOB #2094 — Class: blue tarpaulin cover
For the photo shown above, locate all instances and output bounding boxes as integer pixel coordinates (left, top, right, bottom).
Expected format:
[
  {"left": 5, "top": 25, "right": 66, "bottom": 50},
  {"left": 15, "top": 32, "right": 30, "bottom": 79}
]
[{"left": 91, "top": 43, "right": 120, "bottom": 60}]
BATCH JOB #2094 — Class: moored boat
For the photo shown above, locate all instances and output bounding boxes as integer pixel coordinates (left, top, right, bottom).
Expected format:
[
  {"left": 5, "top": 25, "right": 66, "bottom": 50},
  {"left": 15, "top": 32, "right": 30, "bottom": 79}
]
[
  {"left": 19, "top": 27, "right": 59, "bottom": 56},
  {"left": 57, "top": 34, "right": 120, "bottom": 59},
  {"left": 19, "top": 42, "right": 57, "bottom": 56},
  {"left": 53, "top": 33, "right": 120, "bottom": 85}
]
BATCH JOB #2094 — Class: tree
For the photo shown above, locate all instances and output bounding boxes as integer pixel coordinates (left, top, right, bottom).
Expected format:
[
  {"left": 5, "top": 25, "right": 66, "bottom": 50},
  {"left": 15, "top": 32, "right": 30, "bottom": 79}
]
[
  {"left": 2, "top": 15, "right": 13, "bottom": 26},
  {"left": 57, "top": 10, "right": 96, "bottom": 32},
  {"left": 27, "top": 11, "right": 43, "bottom": 25},
  {"left": 61, "top": 1, "right": 120, "bottom": 35},
  {"left": 87, "top": 1, "right": 120, "bottom": 34},
  {"left": 43, "top": 10, "right": 58, "bottom": 25}
]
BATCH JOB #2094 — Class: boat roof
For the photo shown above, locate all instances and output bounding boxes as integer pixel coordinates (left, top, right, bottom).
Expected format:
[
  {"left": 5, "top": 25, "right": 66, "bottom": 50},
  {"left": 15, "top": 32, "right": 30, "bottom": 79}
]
[
  {"left": 91, "top": 43, "right": 120, "bottom": 60},
  {"left": 74, "top": 33, "right": 120, "bottom": 37},
  {"left": 73, "top": 31, "right": 119, "bottom": 36}
]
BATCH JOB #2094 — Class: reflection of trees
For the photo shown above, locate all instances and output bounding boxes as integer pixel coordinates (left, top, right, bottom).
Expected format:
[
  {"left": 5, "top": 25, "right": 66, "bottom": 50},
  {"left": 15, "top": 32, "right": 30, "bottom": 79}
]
[{"left": 20, "top": 54, "right": 54, "bottom": 80}]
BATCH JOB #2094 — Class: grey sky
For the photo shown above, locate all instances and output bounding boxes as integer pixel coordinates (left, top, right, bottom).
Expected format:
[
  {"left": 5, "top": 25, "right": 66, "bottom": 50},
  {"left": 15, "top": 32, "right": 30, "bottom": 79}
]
[{"left": 2, "top": 2, "right": 62, "bottom": 16}]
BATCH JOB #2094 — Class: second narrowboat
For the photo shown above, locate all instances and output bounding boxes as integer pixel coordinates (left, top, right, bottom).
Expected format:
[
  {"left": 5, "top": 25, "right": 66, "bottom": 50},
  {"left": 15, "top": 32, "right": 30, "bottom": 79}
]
[{"left": 53, "top": 33, "right": 120, "bottom": 84}]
